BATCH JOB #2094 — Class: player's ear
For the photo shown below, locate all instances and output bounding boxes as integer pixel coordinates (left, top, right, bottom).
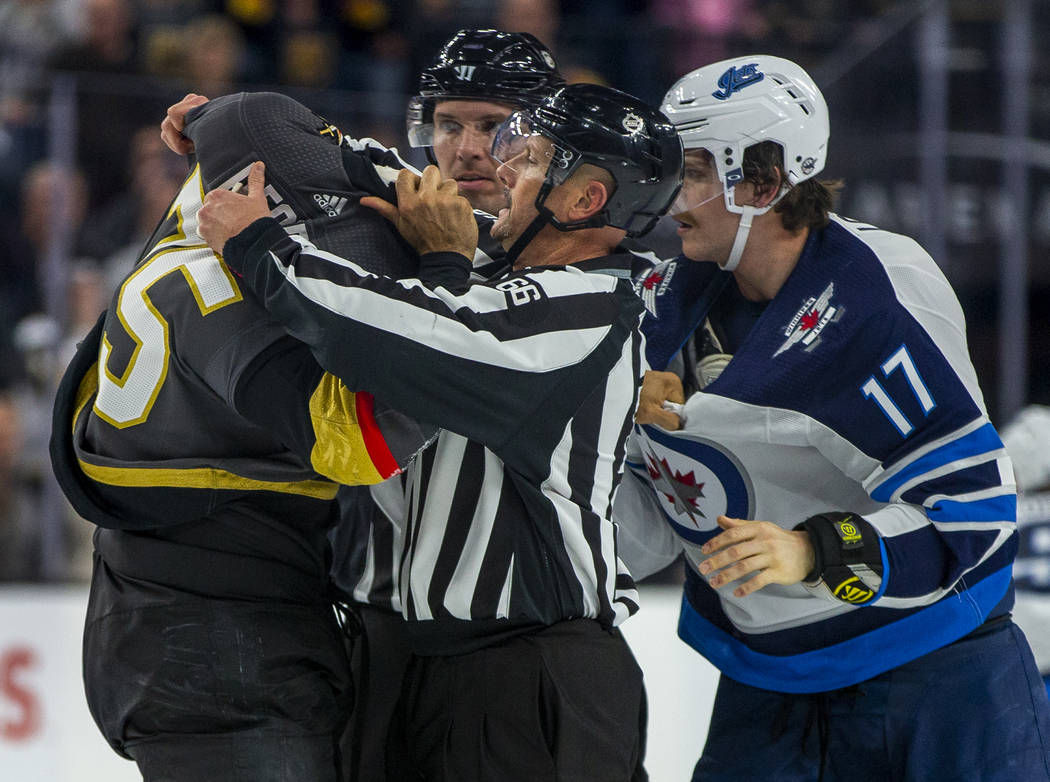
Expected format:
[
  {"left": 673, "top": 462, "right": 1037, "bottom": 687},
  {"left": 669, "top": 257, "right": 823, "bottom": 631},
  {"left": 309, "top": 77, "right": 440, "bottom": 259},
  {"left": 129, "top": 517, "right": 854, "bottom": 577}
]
[{"left": 747, "top": 167, "right": 783, "bottom": 209}]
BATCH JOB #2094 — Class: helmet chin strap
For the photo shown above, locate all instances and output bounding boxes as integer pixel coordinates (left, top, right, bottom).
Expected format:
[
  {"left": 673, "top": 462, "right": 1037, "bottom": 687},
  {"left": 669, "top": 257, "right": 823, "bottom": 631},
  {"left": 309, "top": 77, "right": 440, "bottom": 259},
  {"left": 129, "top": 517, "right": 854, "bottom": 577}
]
[
  {"left": 504, "top": 179, "right": 560, "bottom": 268},
  {"left": 719, "top": 182, "right": 788, "bottom": 272},
  {"left": 504, "top": 211, "right": 550, "bottom": 267},
  {"left": 721, "top": 204, "right": 756, "bottom": 273}
]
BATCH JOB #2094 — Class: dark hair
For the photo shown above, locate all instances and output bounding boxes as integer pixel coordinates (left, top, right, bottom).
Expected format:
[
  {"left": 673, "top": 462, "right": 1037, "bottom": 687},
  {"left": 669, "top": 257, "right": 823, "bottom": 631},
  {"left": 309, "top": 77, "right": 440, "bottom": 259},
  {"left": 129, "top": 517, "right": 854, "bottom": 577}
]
[{"left": 742, "top": 141, "right": 841, "bottom": 232}]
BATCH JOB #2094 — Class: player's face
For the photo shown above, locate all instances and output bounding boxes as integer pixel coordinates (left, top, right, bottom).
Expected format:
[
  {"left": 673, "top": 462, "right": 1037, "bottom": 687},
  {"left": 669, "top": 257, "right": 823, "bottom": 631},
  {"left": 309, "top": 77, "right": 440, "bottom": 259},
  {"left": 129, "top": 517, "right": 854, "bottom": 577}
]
[
  {"left": 431, "top": 100, "right": 515, "bottom": 216},
  {"left": 489, "top": 134, "right": 555, "bottom": 249},
  {"left": 674, "top": 149, "right": 737, "bottom": 264}
]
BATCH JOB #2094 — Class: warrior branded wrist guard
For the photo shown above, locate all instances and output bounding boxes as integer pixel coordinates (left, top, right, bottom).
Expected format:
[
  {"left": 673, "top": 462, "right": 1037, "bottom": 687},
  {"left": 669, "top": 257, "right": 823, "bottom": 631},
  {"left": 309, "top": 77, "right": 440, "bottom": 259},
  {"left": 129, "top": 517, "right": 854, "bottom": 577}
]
[{"left": 796, "top": 512, "right": 883, "bottom": 605}]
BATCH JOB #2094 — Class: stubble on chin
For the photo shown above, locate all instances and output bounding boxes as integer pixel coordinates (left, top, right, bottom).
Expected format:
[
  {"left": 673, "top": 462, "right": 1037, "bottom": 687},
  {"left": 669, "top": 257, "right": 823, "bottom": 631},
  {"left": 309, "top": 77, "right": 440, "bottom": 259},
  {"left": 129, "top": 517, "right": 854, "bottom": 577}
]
[
  {"left": 485, "top": 188, "right": 514, "bottom": 242},
  {"left": 489, "top": 214, "right": 511, "bottom": 244}
]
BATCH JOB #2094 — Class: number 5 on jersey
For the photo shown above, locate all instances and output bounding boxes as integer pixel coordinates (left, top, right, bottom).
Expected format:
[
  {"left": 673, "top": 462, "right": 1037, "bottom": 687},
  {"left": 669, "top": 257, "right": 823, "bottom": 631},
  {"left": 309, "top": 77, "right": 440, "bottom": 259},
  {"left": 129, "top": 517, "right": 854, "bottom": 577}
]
[{"left": 94, "top": 166, "right": 243, "bottom": 428}]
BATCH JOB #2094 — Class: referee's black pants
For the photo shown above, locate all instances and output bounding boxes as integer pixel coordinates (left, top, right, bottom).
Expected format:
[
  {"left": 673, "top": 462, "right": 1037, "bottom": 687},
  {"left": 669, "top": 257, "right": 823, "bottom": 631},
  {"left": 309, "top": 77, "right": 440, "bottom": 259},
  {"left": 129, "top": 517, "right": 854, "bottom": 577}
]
[{"left": 392, "top": 618, "right": 646, "bottom": 781}]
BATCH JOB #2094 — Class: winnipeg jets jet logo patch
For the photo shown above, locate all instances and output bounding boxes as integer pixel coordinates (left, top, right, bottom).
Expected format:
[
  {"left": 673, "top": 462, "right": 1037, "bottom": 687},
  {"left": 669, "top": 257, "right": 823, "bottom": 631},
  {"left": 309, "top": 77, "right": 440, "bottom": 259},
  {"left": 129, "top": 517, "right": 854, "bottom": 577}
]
[
  {"left": 639, "top": 426, "right": 754, "bottom": 545},
  {"left": 646, "top": 453, "right": 707, "bottom": 526},
  {"left": 774, "top": 281, "right": 844, "bottom": 357}
]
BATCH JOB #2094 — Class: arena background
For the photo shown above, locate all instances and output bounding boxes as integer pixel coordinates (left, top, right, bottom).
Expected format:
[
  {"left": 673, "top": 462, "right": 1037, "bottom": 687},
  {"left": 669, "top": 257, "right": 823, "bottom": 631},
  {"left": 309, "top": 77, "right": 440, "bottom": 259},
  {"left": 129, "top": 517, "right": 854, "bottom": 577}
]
[{"left": 1, "top": 0, "right": 1047, "bottom": 779}]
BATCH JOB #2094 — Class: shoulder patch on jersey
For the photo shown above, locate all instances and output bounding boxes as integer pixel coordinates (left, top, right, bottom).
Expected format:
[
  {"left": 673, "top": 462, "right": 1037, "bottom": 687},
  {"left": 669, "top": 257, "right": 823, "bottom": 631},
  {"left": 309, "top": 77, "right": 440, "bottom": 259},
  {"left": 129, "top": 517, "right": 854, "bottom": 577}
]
[
  {"left": 317, "top": 120, "right": 343, "bottom": 145},
  {"left": 774, "top": 281, "right": 845, "bottom": 357},
  {"left": 634, "top": 261, "right": 677, "bottom": 316}
]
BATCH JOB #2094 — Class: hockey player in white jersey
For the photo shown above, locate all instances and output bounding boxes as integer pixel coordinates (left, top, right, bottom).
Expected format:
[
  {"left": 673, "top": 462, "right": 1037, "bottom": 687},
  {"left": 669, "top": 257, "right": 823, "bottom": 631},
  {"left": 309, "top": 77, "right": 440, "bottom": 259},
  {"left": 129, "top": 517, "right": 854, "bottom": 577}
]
[{"left": 616, "top": 55, "right": 1050, "bottom": 781}]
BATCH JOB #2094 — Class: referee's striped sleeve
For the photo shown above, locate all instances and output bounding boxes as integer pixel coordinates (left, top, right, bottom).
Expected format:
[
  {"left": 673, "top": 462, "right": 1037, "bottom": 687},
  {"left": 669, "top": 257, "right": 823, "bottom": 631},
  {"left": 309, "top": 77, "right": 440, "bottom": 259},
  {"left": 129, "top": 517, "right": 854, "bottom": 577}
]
[{"left": 224, "top": 218, "right": 641, "bottom": 460}]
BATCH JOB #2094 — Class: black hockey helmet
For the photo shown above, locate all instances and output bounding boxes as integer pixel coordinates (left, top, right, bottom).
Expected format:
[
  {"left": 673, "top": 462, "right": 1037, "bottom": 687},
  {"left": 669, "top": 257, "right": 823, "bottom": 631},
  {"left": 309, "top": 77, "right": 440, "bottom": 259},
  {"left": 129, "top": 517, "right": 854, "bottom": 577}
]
[
  {"left": 492, "top": 83, "right": 684, "bottom": 239},
  {"left": 406, "top": 28, "right": 565, "bottom": 149}
]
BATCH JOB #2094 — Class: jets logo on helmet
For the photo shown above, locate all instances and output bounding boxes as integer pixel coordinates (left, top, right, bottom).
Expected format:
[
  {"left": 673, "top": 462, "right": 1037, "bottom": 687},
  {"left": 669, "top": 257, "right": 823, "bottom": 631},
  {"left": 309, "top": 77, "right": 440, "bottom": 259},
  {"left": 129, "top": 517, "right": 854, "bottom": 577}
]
[{"left": 712, "top": 63, "right": 764, "bottom": 100}]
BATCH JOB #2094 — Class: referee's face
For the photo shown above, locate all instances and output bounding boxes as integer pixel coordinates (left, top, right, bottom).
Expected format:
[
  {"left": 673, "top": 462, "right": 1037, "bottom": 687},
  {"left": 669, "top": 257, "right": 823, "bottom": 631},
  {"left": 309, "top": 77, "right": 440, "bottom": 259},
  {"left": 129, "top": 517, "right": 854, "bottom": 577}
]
[{"left": 490, "top": 134, "right": 554, "bottom": 248}]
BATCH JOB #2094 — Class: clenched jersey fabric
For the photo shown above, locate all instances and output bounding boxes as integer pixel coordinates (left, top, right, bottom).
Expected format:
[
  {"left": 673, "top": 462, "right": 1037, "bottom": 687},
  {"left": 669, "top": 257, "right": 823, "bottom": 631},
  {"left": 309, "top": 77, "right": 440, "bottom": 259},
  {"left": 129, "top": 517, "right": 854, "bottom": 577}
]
[
  {"left": 48, "top": 92, "right": 436, "bottom": 775},
  {"left": 223, "top": 218, "right": 647, "bottom": 654},
  {"left": 616, "top": 214, "right": 1019, "bottom": 693}
]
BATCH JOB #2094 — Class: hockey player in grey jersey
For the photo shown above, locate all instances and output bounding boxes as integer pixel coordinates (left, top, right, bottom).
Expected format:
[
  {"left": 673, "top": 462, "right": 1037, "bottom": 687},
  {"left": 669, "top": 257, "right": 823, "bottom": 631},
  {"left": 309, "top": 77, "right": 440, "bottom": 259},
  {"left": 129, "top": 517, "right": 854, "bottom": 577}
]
[{"left": 51, "top": 91, "right": 437, "bottom": 782}]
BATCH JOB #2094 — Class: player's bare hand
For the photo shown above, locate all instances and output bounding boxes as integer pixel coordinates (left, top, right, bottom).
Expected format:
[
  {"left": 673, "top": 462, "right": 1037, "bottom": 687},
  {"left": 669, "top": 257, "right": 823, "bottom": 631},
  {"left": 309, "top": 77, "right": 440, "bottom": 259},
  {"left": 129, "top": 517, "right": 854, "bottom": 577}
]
[
  {"left": 161, "top": 93, "right": 209, "bottom": 155},
  {"left": 698, "top": 516, "right": 815, "bottom": 597},
  {"left": 198, "top": 161, "right": 270, "bottom": 254},
  {"left": 635, "top": 371, "right": 685, "bottom": 430},
  {"left": 362, "top": 166, "right": 478, "bottom": 257}
]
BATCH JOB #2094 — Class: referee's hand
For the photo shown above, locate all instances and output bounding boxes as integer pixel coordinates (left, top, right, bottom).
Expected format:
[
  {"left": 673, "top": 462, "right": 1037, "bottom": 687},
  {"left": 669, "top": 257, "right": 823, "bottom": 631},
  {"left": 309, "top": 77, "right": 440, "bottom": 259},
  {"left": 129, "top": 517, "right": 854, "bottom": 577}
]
[
  {"left": 199, "top": 162, "right": 270, "bottom": 254},
  {"left": 362, "top": 166, "right": 478, "bottom": 258}
]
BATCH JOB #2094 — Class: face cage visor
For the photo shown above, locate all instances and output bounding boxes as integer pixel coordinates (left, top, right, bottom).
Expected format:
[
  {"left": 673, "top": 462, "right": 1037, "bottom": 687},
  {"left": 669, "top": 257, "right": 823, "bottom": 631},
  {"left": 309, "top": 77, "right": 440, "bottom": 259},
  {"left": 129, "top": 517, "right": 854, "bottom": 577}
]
[
  {"left": 671, "top": 144, "right": 743, "bottom": 218},
  {"left": 490, "top": 110, "right": 581, "bottom": 188},
  {"left": 406, "top": 95, "right": 520, "bottom": 154},
  {"left": 674, "top": 140, "right": 795, "bottom": 219}
]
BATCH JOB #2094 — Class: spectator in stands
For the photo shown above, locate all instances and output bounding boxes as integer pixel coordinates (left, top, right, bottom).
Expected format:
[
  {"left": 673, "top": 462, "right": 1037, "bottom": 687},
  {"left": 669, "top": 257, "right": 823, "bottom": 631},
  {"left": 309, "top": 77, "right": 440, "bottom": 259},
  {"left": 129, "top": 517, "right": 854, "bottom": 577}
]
[
  {"left": 0, "top": 389, "right": 40, "bottom": 582},
  {"left": 81, "top": 125, "right": 184, "bottom": 285},
  {"left": 183, "top": 15, "right": 248, "bottom": 95},
  {"left": 0, "top": 0, "right": 62, "bottom": 209},
  {"left": 146, "top": 15, "right": 247, "bottom": 97},
  {"left": 0, "top": 0, "right": 68, "bottom": 106},
  {"left": 48, "top": 0, "right": 172, "bottom": 210},
  {"left": 0, "top": 162, "right": 89, "bottom": 334},
  {"left": 48, "top": 0, "right": 138, "bottom": 77}
]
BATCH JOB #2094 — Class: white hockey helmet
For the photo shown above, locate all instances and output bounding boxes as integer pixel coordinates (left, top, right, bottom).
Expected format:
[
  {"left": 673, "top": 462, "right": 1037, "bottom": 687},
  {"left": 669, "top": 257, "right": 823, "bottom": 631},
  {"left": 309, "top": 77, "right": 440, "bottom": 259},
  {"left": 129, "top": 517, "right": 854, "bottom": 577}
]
[{"left": 661, "top": 55, "right": 829, "bottom": 214}]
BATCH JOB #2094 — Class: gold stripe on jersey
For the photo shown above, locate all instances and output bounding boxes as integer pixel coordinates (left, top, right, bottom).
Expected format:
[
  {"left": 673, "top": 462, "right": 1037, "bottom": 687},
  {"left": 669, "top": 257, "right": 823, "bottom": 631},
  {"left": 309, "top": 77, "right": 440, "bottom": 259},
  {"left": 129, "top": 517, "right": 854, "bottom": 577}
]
[
  {"left": 74, "top": 364, "right": 338, "bottom": 500},
  {"left": 308, "top": 372, "right": 386, "bottom": 485}
]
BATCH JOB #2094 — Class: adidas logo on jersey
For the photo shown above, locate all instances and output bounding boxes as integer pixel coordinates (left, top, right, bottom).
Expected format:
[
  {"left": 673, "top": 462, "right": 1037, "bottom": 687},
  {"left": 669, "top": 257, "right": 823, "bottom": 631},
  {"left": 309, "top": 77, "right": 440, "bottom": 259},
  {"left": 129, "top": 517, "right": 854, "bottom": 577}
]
[{"left": 313, "top": 193, "right": 348, "bottom": 217}]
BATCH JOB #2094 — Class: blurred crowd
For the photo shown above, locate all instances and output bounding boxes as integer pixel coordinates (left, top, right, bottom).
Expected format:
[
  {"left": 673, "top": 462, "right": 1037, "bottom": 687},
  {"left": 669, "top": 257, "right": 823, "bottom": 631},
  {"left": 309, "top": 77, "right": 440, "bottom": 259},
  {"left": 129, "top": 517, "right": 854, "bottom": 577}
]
[{"left": 0, "top": 0, "right": 1028, "bottom": 582}]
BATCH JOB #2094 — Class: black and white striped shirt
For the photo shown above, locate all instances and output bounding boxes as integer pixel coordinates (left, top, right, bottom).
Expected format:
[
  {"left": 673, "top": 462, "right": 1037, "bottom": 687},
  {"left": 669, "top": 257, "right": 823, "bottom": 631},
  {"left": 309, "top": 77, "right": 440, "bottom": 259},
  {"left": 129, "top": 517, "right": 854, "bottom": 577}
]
[
  {"left": 225, "top": 220, "right": 645, "bottom": 652},
  {"left": 330, "top": 221, "right": 510, "bottom": 614},
  {"left": 332, "top": 480, "right": 406, "bottom": 612}
]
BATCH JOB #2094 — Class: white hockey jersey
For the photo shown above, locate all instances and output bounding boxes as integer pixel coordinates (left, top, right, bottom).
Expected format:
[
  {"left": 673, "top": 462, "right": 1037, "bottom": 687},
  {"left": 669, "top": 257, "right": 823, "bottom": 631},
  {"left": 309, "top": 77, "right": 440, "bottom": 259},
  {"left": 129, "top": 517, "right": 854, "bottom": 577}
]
[{"left": 616, "top": 214, "right": 1017, "bottom": 693}]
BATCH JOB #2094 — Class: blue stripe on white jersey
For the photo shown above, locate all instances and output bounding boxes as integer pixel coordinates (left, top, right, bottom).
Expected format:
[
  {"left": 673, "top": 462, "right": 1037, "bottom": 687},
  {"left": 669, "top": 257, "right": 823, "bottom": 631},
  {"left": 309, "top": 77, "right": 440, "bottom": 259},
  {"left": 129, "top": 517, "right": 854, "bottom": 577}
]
[
  {"left": 678, "top": 562, "right": 1014, "bottom": 693},
  {"left": 870, "top": 422, "right": 1006, "bottom": 502}
]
